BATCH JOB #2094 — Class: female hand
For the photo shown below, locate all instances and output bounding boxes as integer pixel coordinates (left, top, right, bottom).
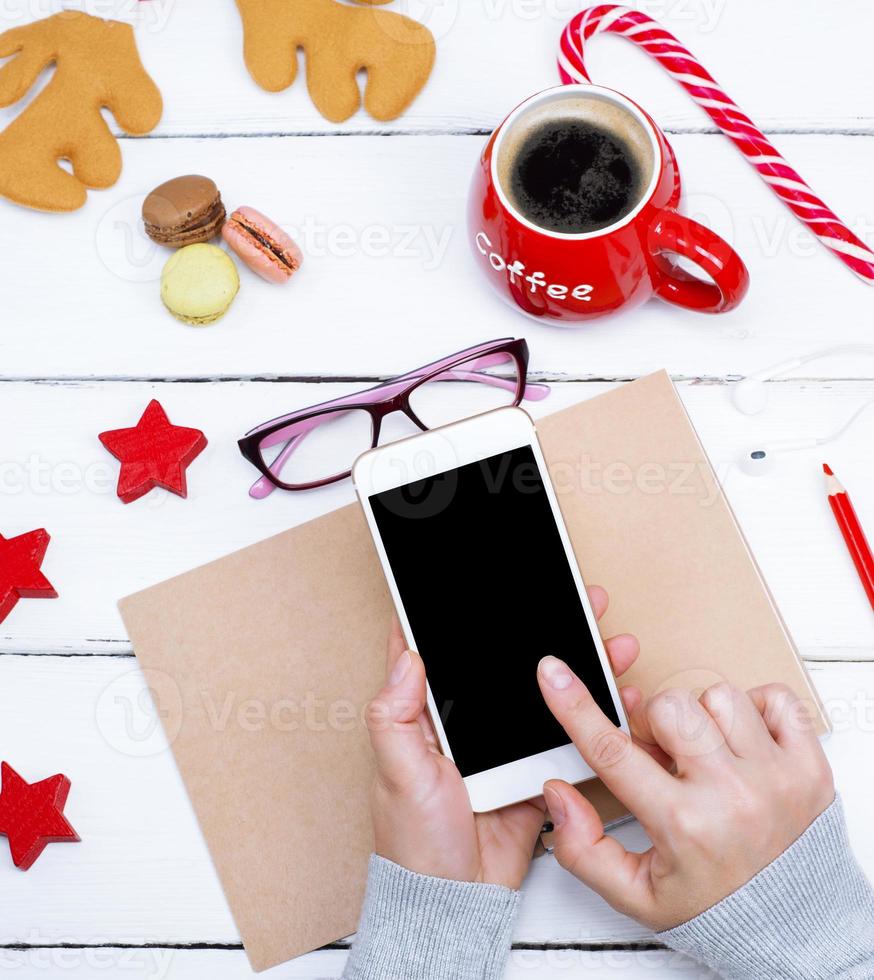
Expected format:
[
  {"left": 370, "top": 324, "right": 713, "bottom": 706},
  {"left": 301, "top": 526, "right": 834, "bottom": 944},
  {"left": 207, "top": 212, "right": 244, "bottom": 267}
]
[
  {"left": 365, "top": 585, "right": 640, "bottom": 890},
  {"left": 537, "top": 658, "right": 835, "bottom": 930}
]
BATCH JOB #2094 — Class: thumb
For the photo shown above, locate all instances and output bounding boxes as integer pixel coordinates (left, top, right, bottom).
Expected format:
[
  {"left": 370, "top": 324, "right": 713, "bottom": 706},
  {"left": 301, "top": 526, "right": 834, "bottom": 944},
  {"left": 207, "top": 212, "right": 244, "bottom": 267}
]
[
  {"left": 544, "top": 780, "right": 654, "bottom": 921},
  {"left": 366, "top": 648, "right": 435, "bottom": 794}
]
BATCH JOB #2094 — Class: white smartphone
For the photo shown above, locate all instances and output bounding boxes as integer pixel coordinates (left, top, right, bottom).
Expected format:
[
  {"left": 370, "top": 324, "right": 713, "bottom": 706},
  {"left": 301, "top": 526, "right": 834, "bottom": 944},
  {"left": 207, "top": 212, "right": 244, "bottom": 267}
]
[{"left": 353, "top": 406, "right": 629, "bottom": 813}]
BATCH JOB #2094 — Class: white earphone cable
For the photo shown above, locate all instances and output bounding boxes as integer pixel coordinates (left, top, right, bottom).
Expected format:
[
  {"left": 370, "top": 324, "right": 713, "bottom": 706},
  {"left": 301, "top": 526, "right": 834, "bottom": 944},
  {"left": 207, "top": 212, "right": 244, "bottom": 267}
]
[
  {"left": 819, "top": 395, "right": 874, "bottom": 446},
  {"left": 799, "top": 345, "right": 874, "bottom": 369}
]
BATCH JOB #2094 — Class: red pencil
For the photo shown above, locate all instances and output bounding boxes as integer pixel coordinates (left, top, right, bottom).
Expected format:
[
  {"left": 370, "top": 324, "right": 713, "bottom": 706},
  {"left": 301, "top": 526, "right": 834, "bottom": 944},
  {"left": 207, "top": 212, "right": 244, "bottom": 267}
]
[{"left": 823, "top": 463, "right": 874, "bottom": 611}]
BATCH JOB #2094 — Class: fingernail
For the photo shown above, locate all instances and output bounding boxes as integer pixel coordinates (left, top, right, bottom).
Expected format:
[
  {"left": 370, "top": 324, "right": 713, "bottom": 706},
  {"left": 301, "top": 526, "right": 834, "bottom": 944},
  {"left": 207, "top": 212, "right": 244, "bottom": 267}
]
[
  {"left": 389, "top": 650, "right": 413, "bottom": 687},
  {"left": 544, "top": 786, "right": 566, "bottom": 828},
  {"left": 539, "top": 655, "right": 574, "bottom": 691}
]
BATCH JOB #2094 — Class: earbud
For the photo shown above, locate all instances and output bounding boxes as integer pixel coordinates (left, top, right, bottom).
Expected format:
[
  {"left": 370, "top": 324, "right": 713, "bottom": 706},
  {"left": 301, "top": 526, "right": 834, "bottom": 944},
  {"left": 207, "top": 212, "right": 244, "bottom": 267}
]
[
  {"left": 735, "top": 355, "right": 874, "bottom": 475},
  {"left": 738, "top": 438, "right": 819, "bottom": 476},
  {"left": 732, "top": 346, "right": 874, "bottom": 416},
  {"left": 732, "top": 377, "right": 769, "bottom": 415}
]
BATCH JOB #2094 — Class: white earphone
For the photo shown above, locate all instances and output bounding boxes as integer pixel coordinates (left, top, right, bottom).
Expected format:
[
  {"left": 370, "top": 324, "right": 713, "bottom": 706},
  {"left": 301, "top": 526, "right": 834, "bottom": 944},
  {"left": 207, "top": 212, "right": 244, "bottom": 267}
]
[
  {"left": 739, "top": 437, "right": 825, "bottom": 477},
  {"left": 732, "top": 345, "right": 874, "bottom": 415},
  {"left": 733, "top": 346, "right": 874, "bottom": 476}
]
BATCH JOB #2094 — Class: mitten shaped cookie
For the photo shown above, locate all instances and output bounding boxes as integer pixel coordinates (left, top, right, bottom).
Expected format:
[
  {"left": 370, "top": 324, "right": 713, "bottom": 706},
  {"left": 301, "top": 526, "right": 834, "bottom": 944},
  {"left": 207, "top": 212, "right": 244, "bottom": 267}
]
[
  {"left": 235, "top": 0, "right": 435, "bottom": 123},
  {"left": 0, "top": 11, "right": 162, "bottom": 212}
]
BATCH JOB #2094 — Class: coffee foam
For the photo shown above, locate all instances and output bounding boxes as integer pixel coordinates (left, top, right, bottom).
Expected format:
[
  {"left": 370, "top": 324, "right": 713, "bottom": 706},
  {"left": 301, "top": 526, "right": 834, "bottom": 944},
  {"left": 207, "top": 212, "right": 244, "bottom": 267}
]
[{"left": 496, "top": 92, "right": 656, "bottom": 232}]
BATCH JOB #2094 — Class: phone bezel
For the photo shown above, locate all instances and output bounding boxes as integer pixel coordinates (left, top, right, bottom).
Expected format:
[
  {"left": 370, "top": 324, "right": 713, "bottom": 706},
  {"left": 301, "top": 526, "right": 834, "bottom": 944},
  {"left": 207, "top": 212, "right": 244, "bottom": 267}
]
[{"left": 353, "top": 406, "right": 629, "bottom": 813}]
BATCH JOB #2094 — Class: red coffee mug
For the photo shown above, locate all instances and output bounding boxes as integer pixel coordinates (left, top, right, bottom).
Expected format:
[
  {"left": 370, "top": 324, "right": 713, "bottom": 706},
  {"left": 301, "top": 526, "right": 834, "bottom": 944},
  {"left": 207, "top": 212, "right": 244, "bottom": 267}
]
[{"left": 468, "top": 84, "right": 749, "bottom": 322}]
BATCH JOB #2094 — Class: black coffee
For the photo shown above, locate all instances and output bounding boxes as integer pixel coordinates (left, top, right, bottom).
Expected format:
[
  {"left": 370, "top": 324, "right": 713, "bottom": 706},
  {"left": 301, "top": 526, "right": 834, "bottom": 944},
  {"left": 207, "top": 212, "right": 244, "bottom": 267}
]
[{"left": 508, "top": 119, "right": 646, "bottom": 234}]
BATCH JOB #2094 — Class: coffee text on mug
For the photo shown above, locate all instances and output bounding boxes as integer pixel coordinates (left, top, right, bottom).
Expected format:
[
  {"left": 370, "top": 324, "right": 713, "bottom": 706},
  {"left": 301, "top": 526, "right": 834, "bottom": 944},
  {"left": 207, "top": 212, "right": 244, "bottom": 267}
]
[{"left": 475, "top": 232, "right": 594, "bottom": 302}]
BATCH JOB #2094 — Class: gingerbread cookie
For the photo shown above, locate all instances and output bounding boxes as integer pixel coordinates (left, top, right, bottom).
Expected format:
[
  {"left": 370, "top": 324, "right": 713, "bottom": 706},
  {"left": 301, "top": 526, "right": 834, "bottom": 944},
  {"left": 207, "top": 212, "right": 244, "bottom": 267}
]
[
  {"left": 0, "top": 12, "right": 162, "bottom": 212},
  {"left": 235, "top": 0, "right": 435, "bottom": 123}
]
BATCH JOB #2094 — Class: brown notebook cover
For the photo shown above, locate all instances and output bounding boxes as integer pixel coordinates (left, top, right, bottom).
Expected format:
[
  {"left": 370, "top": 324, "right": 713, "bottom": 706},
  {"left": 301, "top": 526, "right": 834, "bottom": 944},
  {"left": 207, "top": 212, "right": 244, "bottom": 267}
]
[{"left": 119, "top": 371, "right": 825, "bottom": 972}]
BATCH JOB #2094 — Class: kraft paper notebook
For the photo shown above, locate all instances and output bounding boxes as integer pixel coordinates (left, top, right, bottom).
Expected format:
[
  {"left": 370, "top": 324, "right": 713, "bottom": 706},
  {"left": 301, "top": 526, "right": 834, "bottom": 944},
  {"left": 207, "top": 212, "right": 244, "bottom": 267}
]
[{"left": 119, "top": 370, "right": 825, "bottom": 973}]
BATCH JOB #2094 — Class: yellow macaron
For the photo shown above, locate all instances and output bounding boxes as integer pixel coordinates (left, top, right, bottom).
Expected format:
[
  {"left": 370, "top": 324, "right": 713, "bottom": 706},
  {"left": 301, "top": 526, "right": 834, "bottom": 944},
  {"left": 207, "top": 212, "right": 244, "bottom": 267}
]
[{"left": 161, "top": 243, "right": 240, "bottom": 325}]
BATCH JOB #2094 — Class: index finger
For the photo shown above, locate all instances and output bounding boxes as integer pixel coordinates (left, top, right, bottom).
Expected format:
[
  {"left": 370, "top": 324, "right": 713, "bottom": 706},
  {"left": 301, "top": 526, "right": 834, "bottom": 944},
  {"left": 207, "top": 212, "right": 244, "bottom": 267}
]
[{"left": 538, "top": 655, "right": 677, "bottom": 823}]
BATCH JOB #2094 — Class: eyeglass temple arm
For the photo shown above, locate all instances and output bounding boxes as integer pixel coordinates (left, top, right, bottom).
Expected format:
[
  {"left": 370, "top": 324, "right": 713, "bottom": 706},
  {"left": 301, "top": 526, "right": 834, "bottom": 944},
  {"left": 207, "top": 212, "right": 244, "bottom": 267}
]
[
  {"left": 322, "top": 365, "right": 548, "bottom": 407},
  {"left": 249, "top": 435, "right": 305, "bottom": 499},
  {"left": 392, "top": 351, "right": 550, "bottom": 401},
  {"left": 433, "top": 368, "right": 550, "bottom": 401}
]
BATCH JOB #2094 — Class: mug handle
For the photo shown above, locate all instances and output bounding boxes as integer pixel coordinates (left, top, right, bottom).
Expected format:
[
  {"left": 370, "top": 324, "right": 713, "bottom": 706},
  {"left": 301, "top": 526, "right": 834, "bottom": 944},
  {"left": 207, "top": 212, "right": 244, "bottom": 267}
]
[{"left": 649, "top": 210, "right": 749, "bottom": 313}]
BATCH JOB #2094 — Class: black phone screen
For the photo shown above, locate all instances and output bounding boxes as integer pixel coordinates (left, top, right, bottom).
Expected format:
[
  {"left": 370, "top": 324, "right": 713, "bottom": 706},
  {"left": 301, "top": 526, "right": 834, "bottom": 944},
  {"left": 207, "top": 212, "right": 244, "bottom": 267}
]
[{"left": 368, "top": 444, "right": 619, "bottom": 778}]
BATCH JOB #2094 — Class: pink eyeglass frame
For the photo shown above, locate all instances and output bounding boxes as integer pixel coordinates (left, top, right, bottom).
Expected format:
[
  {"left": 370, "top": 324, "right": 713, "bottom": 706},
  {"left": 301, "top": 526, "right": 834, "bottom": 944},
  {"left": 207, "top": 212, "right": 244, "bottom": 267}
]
[{"left": 238, "top": 337, "right": 550, "bottom": 497}]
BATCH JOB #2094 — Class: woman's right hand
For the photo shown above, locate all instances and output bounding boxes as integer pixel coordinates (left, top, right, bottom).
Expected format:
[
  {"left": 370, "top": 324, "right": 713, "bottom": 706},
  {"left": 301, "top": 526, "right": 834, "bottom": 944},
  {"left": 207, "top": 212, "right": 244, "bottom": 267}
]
[{"left": 536, "top": 658, "right": 835, "bottom": 932}]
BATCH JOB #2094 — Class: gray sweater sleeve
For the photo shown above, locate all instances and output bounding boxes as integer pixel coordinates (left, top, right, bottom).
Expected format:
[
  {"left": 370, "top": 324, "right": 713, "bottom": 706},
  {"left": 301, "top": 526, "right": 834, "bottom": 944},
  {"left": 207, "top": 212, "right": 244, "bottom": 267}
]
[
  {"left": 342, "top": 855, "right": 521, "bottom": 980},
  {"left": 343, "top": 797, "right": 874, "bottom": 980},
  {"left": 658, "top": 796, "right": 874, "bottom": 978}
]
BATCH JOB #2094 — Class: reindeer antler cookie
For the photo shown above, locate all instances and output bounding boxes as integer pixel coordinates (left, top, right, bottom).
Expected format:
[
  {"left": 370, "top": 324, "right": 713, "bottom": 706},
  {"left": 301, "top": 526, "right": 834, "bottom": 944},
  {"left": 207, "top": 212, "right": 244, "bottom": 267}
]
[
  {"left": 235, "top": 0, "right": 436, "bottom": 123},
  {"left": 0, "top": 12, "right": 162, "bottom": 212}
]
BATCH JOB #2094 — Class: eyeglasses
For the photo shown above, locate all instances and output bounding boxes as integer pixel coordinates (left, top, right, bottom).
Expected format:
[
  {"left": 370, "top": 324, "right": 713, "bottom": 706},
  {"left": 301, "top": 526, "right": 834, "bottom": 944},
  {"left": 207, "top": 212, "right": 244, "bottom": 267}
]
[{"left": 238, "top": 338, "right": 551, "bottom": 496}]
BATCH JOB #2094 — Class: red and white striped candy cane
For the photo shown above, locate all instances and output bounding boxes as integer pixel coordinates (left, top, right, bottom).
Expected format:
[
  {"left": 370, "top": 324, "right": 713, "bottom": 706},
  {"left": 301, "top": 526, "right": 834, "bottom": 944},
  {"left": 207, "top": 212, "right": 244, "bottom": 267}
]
[{"left": 559, "top": 4, "right": 874, "bottom": 285}]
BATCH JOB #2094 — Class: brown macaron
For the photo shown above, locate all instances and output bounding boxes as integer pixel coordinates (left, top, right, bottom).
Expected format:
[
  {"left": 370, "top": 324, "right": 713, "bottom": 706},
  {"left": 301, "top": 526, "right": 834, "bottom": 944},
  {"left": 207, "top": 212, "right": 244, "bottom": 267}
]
[{"left": 142, "top": 175, "right": 226, "bottom": 248}]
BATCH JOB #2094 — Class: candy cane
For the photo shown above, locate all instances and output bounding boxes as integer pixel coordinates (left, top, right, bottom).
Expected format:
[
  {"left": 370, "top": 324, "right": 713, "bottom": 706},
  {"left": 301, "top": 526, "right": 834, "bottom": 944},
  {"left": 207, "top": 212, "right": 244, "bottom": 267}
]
[{"left": 558, "top": 4, "right": 874, "bottom": 285}]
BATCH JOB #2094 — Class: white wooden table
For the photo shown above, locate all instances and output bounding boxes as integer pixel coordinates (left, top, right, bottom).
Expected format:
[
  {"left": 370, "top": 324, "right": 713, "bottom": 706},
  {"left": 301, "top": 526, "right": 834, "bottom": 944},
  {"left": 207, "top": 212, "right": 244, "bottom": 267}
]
[{"left": 1, "top": 1, "right": 873, "bottom": 977}]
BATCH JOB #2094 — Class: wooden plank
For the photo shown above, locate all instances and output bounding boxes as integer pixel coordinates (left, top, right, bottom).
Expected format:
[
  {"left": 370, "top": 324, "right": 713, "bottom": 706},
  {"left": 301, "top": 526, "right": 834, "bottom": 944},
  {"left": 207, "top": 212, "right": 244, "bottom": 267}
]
[
  {"left": 0, "top": 657, "right": 869, "bottom": 948},
  {"left": 0, "top": 0, "right": 871, "bottom": 136},
  {"left": 0, "top": 947, "right": 717, "bottom": 979},
  {"left": 0, "top": 378, "right": 871, "bottom": 656},
  {"left": 1, "top": 133, "right": 872, "bottom": 381}
]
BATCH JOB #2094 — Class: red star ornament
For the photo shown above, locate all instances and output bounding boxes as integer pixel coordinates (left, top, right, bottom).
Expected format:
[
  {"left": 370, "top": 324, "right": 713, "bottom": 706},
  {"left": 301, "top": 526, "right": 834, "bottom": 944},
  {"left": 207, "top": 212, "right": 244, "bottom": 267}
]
[
  {"left": 0, "top": 763, "right": 80, "bottom": 870},
  {"left": 0, "top": 528, "right": 58, "bottom": 625},
  {"left": 99, "top": 400, "right": 208, "bottom": 504}
]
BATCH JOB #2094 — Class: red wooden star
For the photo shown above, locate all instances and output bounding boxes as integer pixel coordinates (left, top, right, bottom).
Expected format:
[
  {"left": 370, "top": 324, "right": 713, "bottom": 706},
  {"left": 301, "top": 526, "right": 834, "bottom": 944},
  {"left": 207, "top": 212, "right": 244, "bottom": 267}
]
[
  {"left": 0, "top": 528, "right": 57, "bottom": 625},
  {"left": 99, "top": 400, "right": 207, "bottom": 504},
  {"left": 0, "top": 763, "right": 80, "bottom": 870}
]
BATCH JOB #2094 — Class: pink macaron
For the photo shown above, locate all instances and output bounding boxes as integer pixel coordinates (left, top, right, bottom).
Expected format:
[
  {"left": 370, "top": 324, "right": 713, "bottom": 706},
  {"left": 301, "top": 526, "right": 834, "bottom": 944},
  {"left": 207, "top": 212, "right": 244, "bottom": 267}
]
[{"left": 222, "top": 206, "right": 303, "bottom": 284}]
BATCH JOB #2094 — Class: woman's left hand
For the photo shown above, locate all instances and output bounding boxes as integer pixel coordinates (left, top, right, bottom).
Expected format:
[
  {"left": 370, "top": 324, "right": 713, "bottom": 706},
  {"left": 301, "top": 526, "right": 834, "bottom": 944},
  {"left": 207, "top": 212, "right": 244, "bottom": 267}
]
[{"left": 365, "top": 585, "right": 641, "bottom": 889}]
